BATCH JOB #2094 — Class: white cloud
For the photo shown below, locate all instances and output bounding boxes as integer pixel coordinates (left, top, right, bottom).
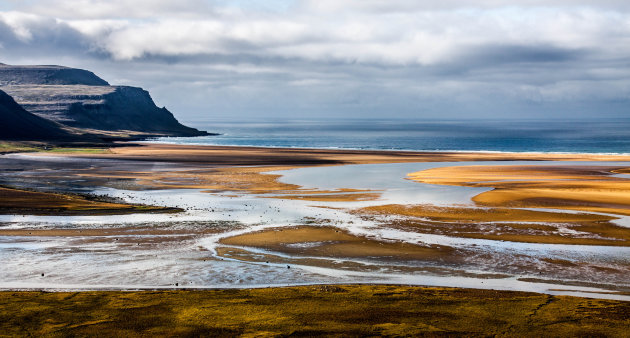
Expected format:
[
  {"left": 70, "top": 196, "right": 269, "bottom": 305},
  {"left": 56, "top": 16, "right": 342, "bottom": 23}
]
[{"left": 0, "top": 0, "right": 628, "bottom": 118}]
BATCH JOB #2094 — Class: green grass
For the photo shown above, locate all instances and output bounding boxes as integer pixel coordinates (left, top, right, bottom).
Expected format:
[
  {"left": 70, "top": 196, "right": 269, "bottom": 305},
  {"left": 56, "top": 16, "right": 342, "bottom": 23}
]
[
  {"left": 43, "top": 147, "right": 110, "bottom": 154},
  {"left": 0, "top": 285, "right": 628, "bottom": 337},
  {"left": 0, "top": 142, "right": 110, "bottom": 154},
  {"left": 0, "top": 142, "right": 40, "bottom": 153}
]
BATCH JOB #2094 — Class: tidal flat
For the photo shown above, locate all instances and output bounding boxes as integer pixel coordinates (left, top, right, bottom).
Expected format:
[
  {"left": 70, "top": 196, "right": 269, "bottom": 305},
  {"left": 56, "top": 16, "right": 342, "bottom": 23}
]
[{"left": 1, "top": 144, "right": 630, "bottom": 334}]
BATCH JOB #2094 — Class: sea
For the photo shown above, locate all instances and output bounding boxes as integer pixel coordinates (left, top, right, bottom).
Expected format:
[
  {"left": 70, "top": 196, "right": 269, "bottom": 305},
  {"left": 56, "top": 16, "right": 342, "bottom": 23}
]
[{"left": 151, "top": 118, "right": 630, "bottom": 154}]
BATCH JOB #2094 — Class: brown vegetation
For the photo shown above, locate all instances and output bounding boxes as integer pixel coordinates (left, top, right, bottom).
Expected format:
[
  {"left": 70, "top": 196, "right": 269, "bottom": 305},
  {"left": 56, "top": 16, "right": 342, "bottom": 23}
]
[
  {"left": 0, "top": 186, "right": 178, "bottom": 215},
  {"left": 1, "top": 285, "right": 629, "bottom": 337}
]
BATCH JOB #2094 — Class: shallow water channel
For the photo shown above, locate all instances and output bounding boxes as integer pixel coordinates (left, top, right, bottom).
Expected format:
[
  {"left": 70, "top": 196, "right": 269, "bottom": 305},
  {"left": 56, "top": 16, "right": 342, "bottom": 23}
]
[{"left": 1, "top": 154, "right": 629, "bottom": 301}]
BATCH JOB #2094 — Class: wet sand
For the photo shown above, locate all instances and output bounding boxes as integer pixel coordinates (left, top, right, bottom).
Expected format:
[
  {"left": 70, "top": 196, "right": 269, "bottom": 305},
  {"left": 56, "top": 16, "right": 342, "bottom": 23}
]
[
  {"left": 1, "top": 285, "right": 629, "bottom": 337},
  {"left": 219, "top": 226, "right": 453, "bottom": 261},
  {"left": 357, "top": 203, "right": 630, "bottom": 246},
  {"left": 44, "top": 142, "right": 630, "bottom": 164}
]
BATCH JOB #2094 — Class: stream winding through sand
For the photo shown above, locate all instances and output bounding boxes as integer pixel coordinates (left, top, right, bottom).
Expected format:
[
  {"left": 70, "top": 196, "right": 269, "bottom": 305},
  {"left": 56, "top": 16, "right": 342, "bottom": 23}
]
[{"left": 1, "top": 154, "right": 629, "bottom": 300}]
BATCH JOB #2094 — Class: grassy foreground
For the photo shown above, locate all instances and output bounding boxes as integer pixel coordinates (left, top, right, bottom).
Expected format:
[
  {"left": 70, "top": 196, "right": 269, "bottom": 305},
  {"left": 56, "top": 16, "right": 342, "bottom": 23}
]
[
  {"left": 1, "top": 285, "right": 629, "bottom": 337},
  {"left": 0, "top": 141, "right": 110, "bottom": 154}
]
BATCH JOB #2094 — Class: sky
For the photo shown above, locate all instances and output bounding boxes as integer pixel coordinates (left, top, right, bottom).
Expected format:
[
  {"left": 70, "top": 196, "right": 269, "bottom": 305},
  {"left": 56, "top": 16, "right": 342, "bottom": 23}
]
[{"left": 0, "top": 0, "right": 629, "bottom": 122}]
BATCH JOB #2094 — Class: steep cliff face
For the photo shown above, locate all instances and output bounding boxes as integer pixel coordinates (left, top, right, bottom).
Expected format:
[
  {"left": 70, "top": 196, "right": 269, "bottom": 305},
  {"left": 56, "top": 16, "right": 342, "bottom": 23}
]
[
  {"left": 66, "top": 86, "right": 206, "bottom": 136},
  {"left": 3, "top": 85, "right": 116, "bottom": 124},
  {"left": 0, "top": 89, "right": 76, "bottom": 141},
  {"left": 0, "top": 63, "right": 208, "bottom": 137}
]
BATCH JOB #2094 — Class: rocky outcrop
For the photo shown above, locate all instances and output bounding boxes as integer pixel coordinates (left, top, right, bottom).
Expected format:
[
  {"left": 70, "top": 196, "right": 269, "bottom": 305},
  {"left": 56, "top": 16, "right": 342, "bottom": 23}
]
[
  {"left": 0, "top": 63, "right": 208, "bottom": 137},
  {"left": 0, "top": 89, "right": 77, "bottom": 141}
]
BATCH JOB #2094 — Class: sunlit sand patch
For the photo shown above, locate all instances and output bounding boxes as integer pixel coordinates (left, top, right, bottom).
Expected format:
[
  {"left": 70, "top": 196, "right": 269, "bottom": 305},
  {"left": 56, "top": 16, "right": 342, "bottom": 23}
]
[
  {"left": 408, "top": 165, "right": 630, "bottom": 216},
  {"left": 218, "top": 226, "right": 454, "bottom": 261}
]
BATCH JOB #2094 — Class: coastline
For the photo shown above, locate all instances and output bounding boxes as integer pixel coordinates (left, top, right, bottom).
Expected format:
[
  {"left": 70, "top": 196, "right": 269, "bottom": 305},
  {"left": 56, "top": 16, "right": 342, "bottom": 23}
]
[{"left": 57, "top": 142, "right": 630, "bottom": 163}]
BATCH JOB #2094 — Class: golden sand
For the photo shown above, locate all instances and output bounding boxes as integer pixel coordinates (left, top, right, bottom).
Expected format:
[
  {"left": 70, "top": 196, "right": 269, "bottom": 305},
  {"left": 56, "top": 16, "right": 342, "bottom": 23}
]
[
  {"left": 408, "top": 165, "right": 630, "bottom": 216},
  {"left": 78, "top": 143, "right": 630, "bottom": 163},
  {"left": 219, "top": 226, "right": 452, "bottom": 260}
]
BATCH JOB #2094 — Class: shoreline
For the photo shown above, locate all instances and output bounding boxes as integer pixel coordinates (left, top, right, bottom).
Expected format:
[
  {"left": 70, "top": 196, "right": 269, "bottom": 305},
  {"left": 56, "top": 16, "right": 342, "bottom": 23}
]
[
  {"left": 28, "top": 141, "right": 630, "bottom": 162},
  {"left": 142, "top": 139, "right": 630, "bottom": 156},
  {"left": 73, "top": 142, "right": 630, "bottom": 160}
]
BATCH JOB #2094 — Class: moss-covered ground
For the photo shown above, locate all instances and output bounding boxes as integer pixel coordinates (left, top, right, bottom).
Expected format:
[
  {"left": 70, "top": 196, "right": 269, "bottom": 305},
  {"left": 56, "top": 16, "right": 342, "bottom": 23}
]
[{"left": 1, "top": 285, "right": 628, "bottom": 337}]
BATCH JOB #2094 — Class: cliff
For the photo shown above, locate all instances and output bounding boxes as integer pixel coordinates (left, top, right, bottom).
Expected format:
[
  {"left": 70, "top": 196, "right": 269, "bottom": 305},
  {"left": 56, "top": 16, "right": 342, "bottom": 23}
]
[
  {"left": 0, "top": 89, "right": 77, "bottom": 141},
  {"left": 0, "top": 63, "right": 208, "bottom": 138}
]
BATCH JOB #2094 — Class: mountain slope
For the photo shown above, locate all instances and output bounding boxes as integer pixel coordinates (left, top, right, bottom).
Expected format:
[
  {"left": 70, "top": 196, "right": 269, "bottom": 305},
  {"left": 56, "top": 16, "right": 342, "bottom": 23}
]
[
  {"left": 0, "top": 89, "right": 77, "bottom": 141},
  {"left": 0, "top": 63, "right": 208, "bottom": 137}
]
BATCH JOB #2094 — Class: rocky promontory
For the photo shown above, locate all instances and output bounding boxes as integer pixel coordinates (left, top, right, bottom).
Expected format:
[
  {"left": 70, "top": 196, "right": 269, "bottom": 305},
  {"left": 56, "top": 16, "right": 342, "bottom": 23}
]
[{"left": 0, "top": 63, "right": 208, "bottom": 140}]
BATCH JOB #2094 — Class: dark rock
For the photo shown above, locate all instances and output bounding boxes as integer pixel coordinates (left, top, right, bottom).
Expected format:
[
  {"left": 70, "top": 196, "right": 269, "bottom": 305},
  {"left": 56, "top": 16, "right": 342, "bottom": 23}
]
[
  {"left": 0, "top": 89, "right": 78, "bottom": 141},
  {"left": 64, "top": 86, "right": 207, "bottom": 136},
  {"left": 0, "top": 63, "right": 210, "bottom": 138}
]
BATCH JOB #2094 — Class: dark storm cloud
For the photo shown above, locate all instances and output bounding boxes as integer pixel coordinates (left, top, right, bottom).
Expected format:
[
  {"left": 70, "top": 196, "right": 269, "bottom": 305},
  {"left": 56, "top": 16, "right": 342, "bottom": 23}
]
[
  {"left": 464, "top": 45, "right": 587, "bottom": 66},
  {"left": 0, "top": 14, "right": 97, "bottom": 60}
]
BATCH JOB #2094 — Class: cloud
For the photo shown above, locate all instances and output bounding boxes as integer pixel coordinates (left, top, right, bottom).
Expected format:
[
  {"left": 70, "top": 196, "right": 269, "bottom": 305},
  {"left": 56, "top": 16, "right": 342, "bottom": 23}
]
[
  {"left": 302, "top": 0, "right": 630, "bottom": 13},
  {"left": 0, "top": 0, "right": 628, "bottom": 119}
]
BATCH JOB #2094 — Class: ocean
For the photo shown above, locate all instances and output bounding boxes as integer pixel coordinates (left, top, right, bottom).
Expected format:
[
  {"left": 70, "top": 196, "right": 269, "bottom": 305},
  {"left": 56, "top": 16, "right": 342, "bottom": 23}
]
[{"left": 153, "top": 118, "right": 630, "bottom": 154}]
